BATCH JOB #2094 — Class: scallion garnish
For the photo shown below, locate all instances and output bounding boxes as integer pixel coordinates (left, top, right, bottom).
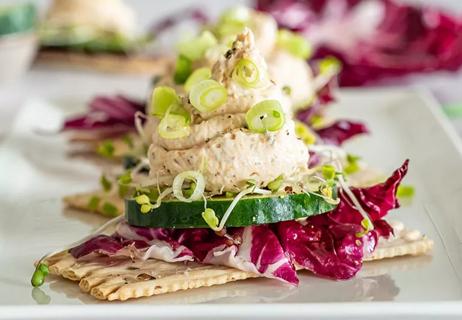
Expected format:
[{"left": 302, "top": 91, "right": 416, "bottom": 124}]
[
  {"left": 321, "top": 165, "right": 336, "bottom": 181},
  {"left": 276, "top": 29, "right": 312, "bottom": 59},
  {"left": 184, "top": 67, "right": 212, "bottom": 92},
  {"left": 174, "top": 55, "right": 193, "bottom": 84},
  {"left": 397, "top": 185, "right": 415, "bottom": 199},
  {"left": 344, "top": 154, "right": 361, "bottom": 175},
  {"left": 87, "top": 196, "right": 101, "bottom": 211},
  {"left": 158, "top": 112, "right": 191, "bottom": 140},
  {"left": 135, "top": 194, "right": 154, "bottom": 214},
  {"left": 294, "top": 121, "right": 316, "bottom": 145},
  {"left": 201, "top": 208, "right": 219, "bottom": 230},
  {"left": 151, "top": 86, "right": 181, "bottom": 118},
  {"left": 97, "top": 140, "right": 114, "bottom": 158},
  {"left": 177, "top": 31, "right": 217, "bottom": 61},
  {"left": 189, "top": 79, "right": 228, "bottom": 113},
  {"left": 355, "top": 218, "right": 373, "bottom": 238},
  {"left": 172, "top": 171, "right": 205, "bottom": 202},
  {"left": 232, "top": 58, "right": 265, "bottom": 88},
  {"left": 215, "top": 6, "right": 250, "bottom": 37},
  {"left": 245, "top": 99, "right": 285, "bottom": 133},
  {"left": 100, "top": 174, "right": 112, "bottom": 192},
  {"left": 319, "top": 56, "right": 341, "bottom": 76},
  {"left": 101, "top": 202, "right": 119, "bottom": 217},
  {"left": 267, "top": 175, "right": 283, "bottom": 192}
]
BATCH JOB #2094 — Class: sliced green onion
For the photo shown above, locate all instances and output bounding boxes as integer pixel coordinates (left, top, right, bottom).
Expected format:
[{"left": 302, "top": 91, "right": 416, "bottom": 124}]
[
  {"left": 276, "top": 29, "right": 312, "bottom": 59},
  {"left": 135, "top": 194, "right": 151, "bottom": 205},
  {"left": 118, "top": 170, "right": 132, "bottom": 185},
  {"left": 87, "top": 196, "right": 101, "bottom": 211},
  {"left": 245, "top": 99, "right": 285, "bottom": 133},
  {"left": 189, "top": 79, "right": 227, "bottom": 113},
  {"left": 294, "top": 121, "right": 316, "bottom": 145},
  {"left": 158, "top": 113, "right": 191, "bottom": 139},
  {"left": 232, "top": 58, "right": 266, "bottom": 88},
  {"left": 220, "top": 6, "right": 250, "bottom": 25},
  {"left": 321, "top": 165, "right": 336, "bottom": 180},
  {"left": 151, "top": 86, "right": 181, "bottom": 118},
  {"left": 177, "top": 31, "right": 217, "bottom": 61},
  {"left": 172, "top": 171, "right": 206, "bottom": 202},
  {"left": 225, "top": 191, "right": 237, "bottom": 198},
  {"left": 135, "top": 193, "right": 155, "bottom": 214},
  {"left": 174, "top": 55, "right": 193, "bottom": 84},
  {"left": 100, "top": 174, "right": 112, "bottom": 192},
  {"left": 97, "top": 140, "right": 114, "bottom": 158},
  {"left": 102, "top": 202, "right": 119, "bottom": 217},
  {"left": 319, "top": 56, "right": 341, "bottom": 76},
  {"left": 202, "top": 208, "right": 219, "bottom": 230},
  {"left": 320, "top": 185, "right": 333, "bottom": 199},
  {"left": 267, "top": 175, "right": 283, "bottom": 192},
  {"left": 344, "top": 154, "right": 361, "bottom": 175},
  {"left": 216, "top": 6, "right": 249, "bottom": 37},
  {"left": 184, "top": 67, "right": 212, "bottom": 92},
  {"left": 356, "top": 218, "right": 373, "bottom": 238},
  {"left": 397, "top": 185, "right": 415, "bottom": 199}
]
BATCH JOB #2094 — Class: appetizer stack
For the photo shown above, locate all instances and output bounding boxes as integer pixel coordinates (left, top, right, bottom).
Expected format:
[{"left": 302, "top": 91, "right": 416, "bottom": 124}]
[{"left": 33, "top": 7, "right": 433, "bottom": 301}]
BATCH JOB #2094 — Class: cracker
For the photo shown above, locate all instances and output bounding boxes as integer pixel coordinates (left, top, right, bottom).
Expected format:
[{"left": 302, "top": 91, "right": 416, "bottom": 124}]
[
  {"left": 36, "top": 50, "right": 174, "bottom": 75},
  {"left": 364, "top": 221, "right": 434, "bottom": 261},
  {"left": 63, "top": 191, "right": 124, "bottom": 217},
  {"left": 43, "top": 221, "right": 433, "bottom": 301},
  {"left": 44, "top": 253, "right": 257, "bottom": 301}
]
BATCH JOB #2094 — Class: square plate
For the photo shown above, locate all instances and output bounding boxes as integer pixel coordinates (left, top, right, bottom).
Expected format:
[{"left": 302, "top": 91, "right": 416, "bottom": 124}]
[{"left": 1, "top": 87, "right": 462, "bottom": 319}]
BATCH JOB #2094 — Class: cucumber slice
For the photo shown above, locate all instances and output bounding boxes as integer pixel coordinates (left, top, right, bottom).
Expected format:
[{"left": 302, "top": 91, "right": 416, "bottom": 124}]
[
  {"left": 0, "top": 3, "right": 36, "bottom": 36},
  {"left": 125, "top": 193, "right": 336, "bottom": 228}
]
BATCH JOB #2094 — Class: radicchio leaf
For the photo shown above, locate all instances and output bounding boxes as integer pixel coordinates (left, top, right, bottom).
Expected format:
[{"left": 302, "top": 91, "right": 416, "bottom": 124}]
[
  {"left": 257, "top": 0, "right": 462, "bottom": 86},
  {"left": 315, "top": 120, "right": 369, "bottom": 146},
  {"left": 62, "top": 95, "right": 145, "bottom": 134},
  {"left": 277, "top": 160, "right": 408, "bottom": 279}
]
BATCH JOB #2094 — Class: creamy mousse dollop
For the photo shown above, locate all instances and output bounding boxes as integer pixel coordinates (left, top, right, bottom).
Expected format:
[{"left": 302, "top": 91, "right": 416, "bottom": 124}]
[{"left": 148, "top": 30, "right": 309, "bottom": 193}]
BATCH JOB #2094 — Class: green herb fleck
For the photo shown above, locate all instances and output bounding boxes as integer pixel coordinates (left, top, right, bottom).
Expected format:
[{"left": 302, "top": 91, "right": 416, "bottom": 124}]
[
  {"left": 202, "top": 208, "right": 219, "bottom": 229},
  {"left": 97, "top": 140, "right": 115, "bottom": 158},
  {"left": 321, "top": 165, "right": 336, "bottom": 180},
  {"left": 102, "top": 202, "right": 119, "bottom": 217},
  {"left": 118, "top": 170, "right": 132, "bottom": 185},
  {"left": 225, "top": 191, "right": 237, "bottom": 198},
  {"left": 267, "top": 175, "right": 283, "bottom": 192},
  {"left": 397, "top": 185, "right": 415, "bottom": 199},
  {"left": 344, "top": 154, "right": 361, "bottom": 175},
  {"left": 87, "top": 196, "right": 101, "bottom": 211},
  {"left": 174, "top": 55, "right": 193, "bottom": 84},
  {"left": 100, "top": 174, "right": 112, "bottom": 192}
]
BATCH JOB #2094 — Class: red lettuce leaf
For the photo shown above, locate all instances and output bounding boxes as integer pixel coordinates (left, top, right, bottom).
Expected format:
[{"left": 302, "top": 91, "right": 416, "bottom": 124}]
[
  {"left": 315, "top": 120, "right": 369, "bottom": 146},
  {"left": 257, "top": 0, "right": 462, "bottom": 86}
]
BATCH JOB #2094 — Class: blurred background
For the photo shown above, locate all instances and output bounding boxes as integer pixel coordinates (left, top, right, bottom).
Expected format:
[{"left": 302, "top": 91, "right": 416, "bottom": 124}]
[{"left": 2, "top": 0, "right": 462, "bottom": 138}]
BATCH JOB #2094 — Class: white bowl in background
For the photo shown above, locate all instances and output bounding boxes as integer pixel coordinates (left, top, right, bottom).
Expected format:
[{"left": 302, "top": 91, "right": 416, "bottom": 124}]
[{"left": 0, "top": 32, "right": 37, "bottom": 84}]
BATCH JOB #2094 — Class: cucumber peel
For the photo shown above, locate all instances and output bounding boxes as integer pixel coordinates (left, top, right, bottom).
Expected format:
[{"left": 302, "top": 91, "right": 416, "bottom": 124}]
[{"left": 125, "top": 193, "right": 337, "bottom": 229}]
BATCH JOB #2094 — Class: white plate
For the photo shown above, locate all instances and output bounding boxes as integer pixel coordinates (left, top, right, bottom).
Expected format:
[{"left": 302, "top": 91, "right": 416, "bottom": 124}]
[{"left": 1, "top": 88, "right": 462, "bottom": 319}]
